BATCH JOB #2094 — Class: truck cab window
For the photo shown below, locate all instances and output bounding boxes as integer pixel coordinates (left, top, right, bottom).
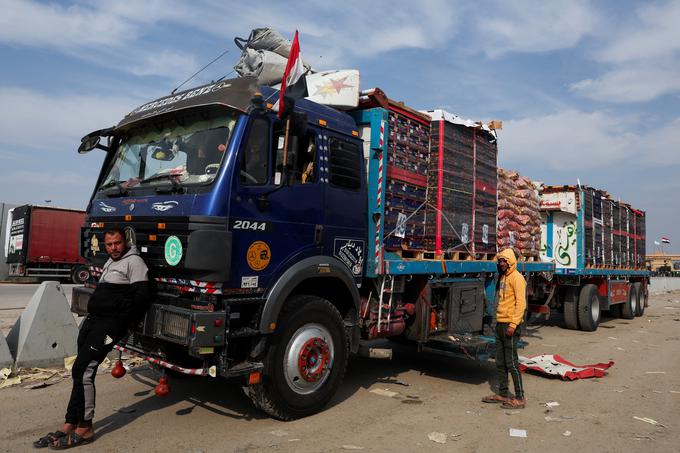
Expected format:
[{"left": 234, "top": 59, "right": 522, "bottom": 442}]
[
  {"left": 240, "top": 118, "right": 269, "bottom": 185},
  {"left": 273, "top": 132, "right": 316, "bottom": 184}
]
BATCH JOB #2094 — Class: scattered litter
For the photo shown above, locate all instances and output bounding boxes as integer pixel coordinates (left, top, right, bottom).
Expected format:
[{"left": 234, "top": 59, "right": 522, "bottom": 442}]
[
  {"left": 288, "top": 439, "right": 300, "bottom": 442},
  {"left": 401, "top": 399, "right": 422, "bottom": 405},
  {"left": 614, "top": 389, "right": 626, "bottom": 393},
  {"left": 393, "top": 380, "right": 409, "bottom": 386},
  {"left": 632, "top": 340, "right": 640, "bottom": 343},
  {"left": 509, "top": 428, "right": 527, "bottom": 438},
  {"left": 449, "top": 434, "right": 462, "bottom": 441},
  {"left": 370, "top": 388, "right": 398, "bottom": 398},
  {"left": 563, "top": 431, "right": 572, "bottom": 437},
  {"left": 645, "top": 371, "right": 667, "bottom": 375},
  {"left": 633, "top": 416, "right": 666, "bottom": 428},
  {"left": 599, "top": 325, "right": 615, "bottom": 329},
  {"left": 633, "top": 435, "right": 654, "bottom": 441},
  {"left": 545, "top": 415, "right": 576, "bottom": 422},
  {"left": 505, "top": 410, "right": 521, "bottom": 415},
  {"left": 341, "top": 445, "right": 363, "bottom": 450},
  {"left": 64, "top": 356, "right": 76, "bottom": 372},
  {"left": 0, "top": 376, "right": 21, "bottom": 389},
  {"left": 24, "top": 376, "right": 62, "bottom": 390},
  {"left": 270, "top": 430, "right": 289, "bottom": 437},
  {"left": 427, "top": 432, "right": 447, "bottom": 444},
  {"left": 669, "top": 390, "right": 680, "bottom": 394},
  {"left": 520, "top": 354, "right": 614, "bottom": 380},
  {"left": 607, "top": 337, "right": 617, "bottom": 340},
  {"left": 116, "top": 407, "right": 137, "bottom": 414},
  {"left": 0, "top": 368, "right": 11, "bottom": 380},
  {"left": 652, "top": 390, "right": 662, "bottom": 394},
  {"left": 663, "top": 307, "right": 678, "bottom": 310},
  {"left": 542, "top": 401, "right": 560, "bottom": 408}
]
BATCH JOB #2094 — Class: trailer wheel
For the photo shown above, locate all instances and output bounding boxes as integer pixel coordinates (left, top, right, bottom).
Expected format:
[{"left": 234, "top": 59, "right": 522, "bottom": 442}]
[
  {"left": 577, "top": 284, "right": 600, "bottom": 332},
  {"left": 247, "top": 295, "right": 348, "bottom": 420},
  {"left": 621, "top": 283, "right": 636, "bottom": 319},
  {"left": 633, "top": 282, "right": 644, "bottom": 317},
  {"left": 71, "top": 265, "right": 90, "bottom": 284},
  {"left": 563, "top": 287, "right": 580, "bottom": 330}
]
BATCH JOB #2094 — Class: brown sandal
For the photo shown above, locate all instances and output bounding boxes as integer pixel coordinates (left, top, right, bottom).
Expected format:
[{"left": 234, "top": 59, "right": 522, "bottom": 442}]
[
  {"left": 481, "top": 394, "right": 508, "bottom": 403},
  {"left": 501, "top": 398, "right": 526, "bottom": 409}
]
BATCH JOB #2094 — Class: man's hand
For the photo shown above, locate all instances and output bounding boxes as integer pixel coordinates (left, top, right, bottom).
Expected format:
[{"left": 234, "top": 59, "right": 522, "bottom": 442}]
[{"left": 506, "top": 325, "right": 516, "bottom": 337}]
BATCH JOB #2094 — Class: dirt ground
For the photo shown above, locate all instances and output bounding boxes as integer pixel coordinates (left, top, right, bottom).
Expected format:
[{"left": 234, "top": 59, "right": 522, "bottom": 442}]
[{"left": 2, "top": 291, "right": 679, "bottom": 453}]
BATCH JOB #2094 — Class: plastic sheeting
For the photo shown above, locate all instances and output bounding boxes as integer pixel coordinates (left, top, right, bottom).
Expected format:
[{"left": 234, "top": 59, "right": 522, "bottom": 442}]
[{"left": 519, "top": 354, "right": 614, "bottom": 380}]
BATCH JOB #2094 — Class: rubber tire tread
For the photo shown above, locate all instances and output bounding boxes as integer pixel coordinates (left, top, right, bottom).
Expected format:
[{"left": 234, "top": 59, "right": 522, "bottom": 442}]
[
  {"left": 633, "top": 282, "right": 644, "bottom": 317},
  {"left": 577, "top": 284, "right": 600, "bottom": 332},
  {"left": 563, "top": 287, "right": 580, "bottom": 330},
  {"left": 247, "top": 295, "right": 349, "bottom": 421},
  {"left": 621, "top": 284, "right": 636, "bottom": 319}
]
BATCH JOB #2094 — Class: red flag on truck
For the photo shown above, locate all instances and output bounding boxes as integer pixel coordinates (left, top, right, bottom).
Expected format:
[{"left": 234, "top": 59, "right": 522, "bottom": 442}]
[
  {"left": 662, "top": 237, "right": 671, "bottom": 244},
  {"left": 278, "top": 30, "right": 307, "bottom": 118}
]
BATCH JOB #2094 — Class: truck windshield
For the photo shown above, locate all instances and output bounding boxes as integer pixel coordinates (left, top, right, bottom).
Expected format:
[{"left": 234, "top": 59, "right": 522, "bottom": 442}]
[{"left": 98, "top": 109, "right": 239, "bottom": 192}]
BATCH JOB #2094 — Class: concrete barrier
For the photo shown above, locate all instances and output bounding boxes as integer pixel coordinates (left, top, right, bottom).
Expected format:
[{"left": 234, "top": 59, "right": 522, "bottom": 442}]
[
  {"left": 649, "top": 277, "right": 680, "bottom": 295},
  {"left": 0, "top": 333, "right": 13, "bottom": 368},
  {"left": 6, "top": 281, "right": 79, "bottom": 368}
]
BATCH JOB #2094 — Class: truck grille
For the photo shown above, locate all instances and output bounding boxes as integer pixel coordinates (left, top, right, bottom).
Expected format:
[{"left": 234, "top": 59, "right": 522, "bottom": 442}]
[{"left": 156, "top": 307, "right": 191, "bottom": 344}]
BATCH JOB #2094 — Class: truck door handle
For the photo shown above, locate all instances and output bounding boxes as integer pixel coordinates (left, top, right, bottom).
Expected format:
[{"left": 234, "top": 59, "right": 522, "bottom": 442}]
[{"left": 314, "top": 225, "right": 323, "bottom": 245}]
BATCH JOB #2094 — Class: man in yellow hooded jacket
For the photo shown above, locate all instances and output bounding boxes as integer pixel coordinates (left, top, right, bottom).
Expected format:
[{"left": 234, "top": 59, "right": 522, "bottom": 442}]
[{"left": 482, "top": 248, "right": 527, "bottom": 409}]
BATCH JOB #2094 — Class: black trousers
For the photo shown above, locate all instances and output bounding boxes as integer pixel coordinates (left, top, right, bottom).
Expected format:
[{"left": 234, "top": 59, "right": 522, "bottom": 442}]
[
  {"left": 65, "top": 316, "right": 128, "bottom": 424},
  {"left": 495, "top": 322, "right": 524, "bottom": 400}
]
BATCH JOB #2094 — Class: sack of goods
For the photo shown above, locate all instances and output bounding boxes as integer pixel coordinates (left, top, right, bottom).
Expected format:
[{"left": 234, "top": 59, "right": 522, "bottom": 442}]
[{"left": 497, "top": 168, "right": 541, "bottom": 258}]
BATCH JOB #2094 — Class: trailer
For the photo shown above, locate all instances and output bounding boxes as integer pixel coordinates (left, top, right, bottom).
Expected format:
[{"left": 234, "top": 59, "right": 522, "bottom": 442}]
[
  {"left": 5, "top": 205, "right": 89, "bottom": 283},
  {"left": 532, "top": 186, "right": 649, "bottom": 331}
]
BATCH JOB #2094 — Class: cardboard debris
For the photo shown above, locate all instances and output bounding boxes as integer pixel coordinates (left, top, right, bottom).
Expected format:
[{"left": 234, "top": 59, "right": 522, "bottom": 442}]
[
  {"left": 509, "top": 428, "right": 527, "bottom": 438},
  {"left": 0, "top": 376, "right": 21, "bottom": 389},
  {"left": 563, "top": 431, "right": 572, "bottom": 437},
  {"left": 270, "top": 430, "right": 289, "bottom": 437},
  {"left": 0, "top": 367, "right": 11, "bottom": 380},
  {"left": 341, "top": 445, "right": 364, "bottom": 450}
]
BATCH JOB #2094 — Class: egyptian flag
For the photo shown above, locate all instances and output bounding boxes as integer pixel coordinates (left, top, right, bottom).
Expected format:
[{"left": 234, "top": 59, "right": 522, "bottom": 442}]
[
  {"left": 662, "top": 237, "right": 671, "bottom": 244},
  {"left": 278, "top": 30, "right": 308, "bottom": 118}
]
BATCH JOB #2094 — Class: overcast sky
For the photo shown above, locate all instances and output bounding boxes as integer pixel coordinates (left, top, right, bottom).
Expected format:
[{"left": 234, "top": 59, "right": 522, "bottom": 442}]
[{"left": 0, "top": 0, "right": 678, "bottom": 252}]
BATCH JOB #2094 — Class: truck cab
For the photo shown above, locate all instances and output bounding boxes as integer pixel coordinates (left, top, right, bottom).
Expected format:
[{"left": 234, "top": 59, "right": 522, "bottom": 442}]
[{"left": 74, "top": 77, "right": 367, "bottom": 419}]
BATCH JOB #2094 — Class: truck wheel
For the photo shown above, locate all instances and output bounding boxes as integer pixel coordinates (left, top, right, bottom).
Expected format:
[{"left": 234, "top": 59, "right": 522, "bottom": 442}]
[
  {"left": 577, "top": 284, "right": 600, "bottom": 332},
  {"left": 563, "top": 287, "right": 579, "bottom": 330},
  {"left": 633, "top": 283, "right": 644, "bottom": 317},
  {"left": 247, "top": 295, "right": 349, "bottom": 420},
  {"left": 71, "top": 265, "right": 90, "bottom": 284},
  {"left": 621, "top": 283, "right": 636, "bottom": 319}
]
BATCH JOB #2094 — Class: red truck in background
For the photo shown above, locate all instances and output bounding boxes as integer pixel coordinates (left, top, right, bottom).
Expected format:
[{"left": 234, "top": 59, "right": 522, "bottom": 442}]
[{"left": 4, "top": 205, "right": 89, "bottom": 283}]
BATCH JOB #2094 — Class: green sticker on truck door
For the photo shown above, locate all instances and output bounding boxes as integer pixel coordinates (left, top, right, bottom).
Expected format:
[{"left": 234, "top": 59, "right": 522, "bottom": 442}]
[{"left": 164, "top": 235, "right": 183, "bottom": 266}]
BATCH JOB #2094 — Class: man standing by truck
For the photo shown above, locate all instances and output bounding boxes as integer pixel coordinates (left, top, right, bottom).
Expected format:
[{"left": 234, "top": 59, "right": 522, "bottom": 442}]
[
  {"left": 33, "top": 227, "right": 150, "bottom": 449},
  {"left": 482, "top": 248, "right": 527, "bottom": 409}
]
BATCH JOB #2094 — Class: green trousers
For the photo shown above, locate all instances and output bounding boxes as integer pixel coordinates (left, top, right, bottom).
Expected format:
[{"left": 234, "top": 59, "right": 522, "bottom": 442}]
[{"left": 495, "top": 322, "right": 524, "bottom": 399}]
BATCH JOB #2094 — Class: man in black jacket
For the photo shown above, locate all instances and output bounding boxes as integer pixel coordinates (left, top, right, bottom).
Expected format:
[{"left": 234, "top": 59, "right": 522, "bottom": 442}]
[{"left": 34, "top": 227, "right": 150, "bottom": 449}]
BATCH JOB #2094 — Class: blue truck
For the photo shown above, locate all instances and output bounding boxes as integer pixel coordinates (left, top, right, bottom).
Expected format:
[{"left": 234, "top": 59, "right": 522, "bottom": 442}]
[{"left": 72, "top": 76, "right": 646, "bottom": 420}]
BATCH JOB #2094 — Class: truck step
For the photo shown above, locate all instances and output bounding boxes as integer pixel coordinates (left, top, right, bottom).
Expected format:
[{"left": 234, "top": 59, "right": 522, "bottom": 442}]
[{"left": 227, "top": 327, "right": 260, "bottom": 339}]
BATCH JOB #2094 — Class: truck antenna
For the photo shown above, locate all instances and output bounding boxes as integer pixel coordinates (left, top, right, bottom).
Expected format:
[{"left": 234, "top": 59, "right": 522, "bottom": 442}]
[{"left": 171, "top": 48, "right": 230, "bottom": 95}]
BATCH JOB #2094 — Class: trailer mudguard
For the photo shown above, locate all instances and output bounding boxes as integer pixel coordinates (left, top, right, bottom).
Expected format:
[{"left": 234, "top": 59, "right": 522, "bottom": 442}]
[{"left": 259, "top": 255, "right": 360, "bottom": 334}]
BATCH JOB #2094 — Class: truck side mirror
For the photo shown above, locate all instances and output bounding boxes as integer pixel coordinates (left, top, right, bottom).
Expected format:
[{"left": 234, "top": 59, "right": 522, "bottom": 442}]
[{"left": 78, "top": 136, "right": 100, "bottom": 154}]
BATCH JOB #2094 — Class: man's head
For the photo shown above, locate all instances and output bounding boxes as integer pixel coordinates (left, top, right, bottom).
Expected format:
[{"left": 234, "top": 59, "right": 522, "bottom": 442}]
[
  {"left": 497, "top": 257, "right": 509, "bottom": 275},
  {"left": 496, "top": 248, "right": 519, "bottom": 275},
  {"left": 104, "top": 228, "right": 128, "bottom": 261}
]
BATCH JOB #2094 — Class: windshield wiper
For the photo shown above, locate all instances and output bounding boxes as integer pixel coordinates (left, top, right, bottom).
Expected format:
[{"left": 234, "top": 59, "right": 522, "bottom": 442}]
[
  {"left": 98, "top": 180, "right": 128, "bottom": 197},
  {"left": 140, "top": 173, "right": 185, "bottom": 194}
]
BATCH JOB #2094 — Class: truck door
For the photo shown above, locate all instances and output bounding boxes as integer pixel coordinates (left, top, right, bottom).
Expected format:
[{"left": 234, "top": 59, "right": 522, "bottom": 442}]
[{"left": 229, "top": 116, "right": 323, "bottom": 291}]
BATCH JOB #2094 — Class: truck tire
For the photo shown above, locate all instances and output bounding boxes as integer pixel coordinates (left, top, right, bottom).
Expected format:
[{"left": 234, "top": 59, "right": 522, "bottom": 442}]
[
  {"left": 71, "top": 265, "right": 90, "bottom": 284},
  {"left": 577, "top": 284, "right": 600, "bottom": 332},
  {"left": 563, "top": 287, "right": 579, "bottom": 330},
  {"left": 633, "top": 282, "right": 644, "bottom": 317},
  {"left": 247, "top": 295, "right": 349, "bottom": 420},
  {"left": 621, "top": 283, "right": 636, "bottom": 319}
]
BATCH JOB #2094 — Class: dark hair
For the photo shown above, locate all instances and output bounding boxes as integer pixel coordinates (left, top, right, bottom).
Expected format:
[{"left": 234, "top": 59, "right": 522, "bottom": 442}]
[{"left": 104, "top": 227, "right": 126, "bottom": 239}]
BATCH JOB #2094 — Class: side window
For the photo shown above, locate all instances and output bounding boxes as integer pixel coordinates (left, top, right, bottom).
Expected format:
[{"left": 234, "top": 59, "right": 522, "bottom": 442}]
[
  {"left": 329, "top": 137, "right": 361, "bottom": 190},
  {"left": 273, "top": 131, "right": 317, "bottom": 185},
  {"left": 240, "top": 118, "right": 269, "bottom": 185}
]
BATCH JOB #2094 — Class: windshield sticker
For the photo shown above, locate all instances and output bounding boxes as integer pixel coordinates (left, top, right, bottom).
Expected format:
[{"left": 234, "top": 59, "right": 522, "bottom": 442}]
[
  {"left": 90, "top": 235, "right": 100, "bottom": 255},
  {"left": 164, "top": 236, "right": 183, "bottom": 266},
  {"left": 241, "top": 276, "right": 259, "bottom": 288},
  {"left": 334, "top": 238, "right": 365, "bottom": 276},
  {"left": 152, "top": 201, "right": 179, "bottom": 212},
  {"left": 99, "top": 202, "right": 116, "bottom": 213},
  {"left": 247, "top": 241, "right": 271, "bottom": 271}
]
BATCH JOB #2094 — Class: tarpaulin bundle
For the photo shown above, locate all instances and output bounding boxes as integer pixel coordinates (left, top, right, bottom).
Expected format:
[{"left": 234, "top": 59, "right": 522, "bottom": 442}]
[
  {"left": 519, "top": 354, "right": 614, "bottom": 380},
  {"left": 233, "top": 27, "right": 312, "bottom": 86},
  {"left": 497, "top": 168, "right": 541, "bottom": 258}
]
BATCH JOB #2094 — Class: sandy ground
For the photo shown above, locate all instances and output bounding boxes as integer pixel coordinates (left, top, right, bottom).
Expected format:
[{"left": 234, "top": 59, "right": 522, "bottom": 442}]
[{"left": 1, "top": 291, "right": 680, "bottom": 453}]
